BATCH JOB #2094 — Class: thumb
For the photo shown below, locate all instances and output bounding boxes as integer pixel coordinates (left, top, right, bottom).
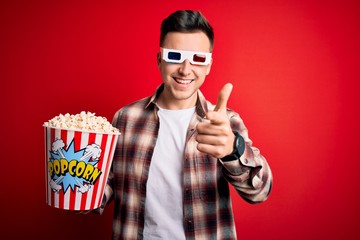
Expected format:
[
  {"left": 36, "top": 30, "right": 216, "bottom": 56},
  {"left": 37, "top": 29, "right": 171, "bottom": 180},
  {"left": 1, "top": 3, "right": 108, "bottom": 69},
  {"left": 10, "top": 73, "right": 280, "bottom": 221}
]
[{"left": 214, "top": 83, "right": 233, "bottom": 112}]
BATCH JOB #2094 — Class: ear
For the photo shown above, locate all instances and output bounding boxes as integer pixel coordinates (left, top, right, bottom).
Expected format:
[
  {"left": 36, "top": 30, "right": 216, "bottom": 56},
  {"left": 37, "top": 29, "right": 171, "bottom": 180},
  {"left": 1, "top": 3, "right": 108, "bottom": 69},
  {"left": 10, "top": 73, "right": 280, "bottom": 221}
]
[
  {"left": 205, "top": 58, "right": 213, "bottom": 75},
  {"left": 157, "top": 51, "right": 161, "bottom": 68}
]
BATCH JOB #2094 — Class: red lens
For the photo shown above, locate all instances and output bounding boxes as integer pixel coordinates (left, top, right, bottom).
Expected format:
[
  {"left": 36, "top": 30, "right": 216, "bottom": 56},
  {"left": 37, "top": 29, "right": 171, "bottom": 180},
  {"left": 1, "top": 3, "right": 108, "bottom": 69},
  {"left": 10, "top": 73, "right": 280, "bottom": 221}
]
[{"left": 193, "top": 54, "right": 206, "bottom": 63}]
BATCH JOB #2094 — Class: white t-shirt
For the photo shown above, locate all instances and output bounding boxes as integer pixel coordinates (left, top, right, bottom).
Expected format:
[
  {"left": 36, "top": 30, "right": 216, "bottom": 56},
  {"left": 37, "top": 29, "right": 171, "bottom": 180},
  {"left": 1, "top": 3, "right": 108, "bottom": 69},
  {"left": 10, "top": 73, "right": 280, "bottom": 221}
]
[{"left": 143, "top": 106, "right": 195, "bottom": 240}]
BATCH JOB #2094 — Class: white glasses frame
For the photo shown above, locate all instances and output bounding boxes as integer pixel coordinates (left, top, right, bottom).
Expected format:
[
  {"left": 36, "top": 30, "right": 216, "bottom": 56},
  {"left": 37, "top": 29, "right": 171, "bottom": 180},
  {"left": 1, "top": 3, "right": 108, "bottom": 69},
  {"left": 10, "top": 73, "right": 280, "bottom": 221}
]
[{"left": 161, "top": 48, "right": 212, "bottom": 66}]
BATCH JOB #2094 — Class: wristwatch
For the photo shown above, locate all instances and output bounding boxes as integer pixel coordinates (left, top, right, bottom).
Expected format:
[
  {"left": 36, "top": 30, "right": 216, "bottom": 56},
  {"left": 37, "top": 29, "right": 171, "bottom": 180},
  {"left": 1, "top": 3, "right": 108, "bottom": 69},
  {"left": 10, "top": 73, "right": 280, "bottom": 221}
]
[{"left": 221, "top": 131, "right": 245, "bottom": 162}]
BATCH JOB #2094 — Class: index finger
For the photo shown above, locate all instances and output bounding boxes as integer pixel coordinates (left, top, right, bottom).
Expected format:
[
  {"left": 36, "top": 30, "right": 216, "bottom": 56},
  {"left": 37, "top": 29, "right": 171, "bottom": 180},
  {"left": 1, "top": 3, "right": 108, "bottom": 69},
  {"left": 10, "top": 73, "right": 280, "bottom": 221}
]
[{"left": 214, "top": 83, "right": 233, "bottom": 112}]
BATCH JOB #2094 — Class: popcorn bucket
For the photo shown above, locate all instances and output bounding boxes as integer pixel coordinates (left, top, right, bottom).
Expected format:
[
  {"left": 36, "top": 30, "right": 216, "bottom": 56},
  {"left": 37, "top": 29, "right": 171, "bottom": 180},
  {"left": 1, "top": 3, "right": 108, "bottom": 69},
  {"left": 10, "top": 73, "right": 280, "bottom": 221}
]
[{"left": 43, "top": 126, "right": 120, "bottom": 210}]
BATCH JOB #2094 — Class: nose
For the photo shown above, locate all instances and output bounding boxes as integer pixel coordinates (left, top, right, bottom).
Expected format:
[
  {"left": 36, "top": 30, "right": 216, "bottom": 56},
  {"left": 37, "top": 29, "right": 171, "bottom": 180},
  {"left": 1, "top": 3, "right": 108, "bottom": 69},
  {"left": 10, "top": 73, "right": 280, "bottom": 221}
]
[{"left": 178, "top": 59, "right": 192, "bottom": 76}]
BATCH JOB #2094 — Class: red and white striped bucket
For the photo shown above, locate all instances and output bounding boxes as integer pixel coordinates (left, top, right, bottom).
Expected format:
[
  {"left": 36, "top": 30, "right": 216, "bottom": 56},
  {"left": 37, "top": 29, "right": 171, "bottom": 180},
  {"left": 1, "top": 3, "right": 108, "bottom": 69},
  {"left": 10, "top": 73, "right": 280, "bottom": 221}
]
[{"left": 43, "top": 126, "right": 120, "bottom": 210}]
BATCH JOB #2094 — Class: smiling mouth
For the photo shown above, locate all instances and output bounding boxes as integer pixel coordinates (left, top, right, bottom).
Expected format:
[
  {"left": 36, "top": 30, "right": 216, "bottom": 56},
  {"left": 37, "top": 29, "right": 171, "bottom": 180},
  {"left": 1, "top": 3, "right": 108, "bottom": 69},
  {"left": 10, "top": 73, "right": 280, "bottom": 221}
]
[{"left": 174, "top": 78, "right": 193, "bottom": 85}]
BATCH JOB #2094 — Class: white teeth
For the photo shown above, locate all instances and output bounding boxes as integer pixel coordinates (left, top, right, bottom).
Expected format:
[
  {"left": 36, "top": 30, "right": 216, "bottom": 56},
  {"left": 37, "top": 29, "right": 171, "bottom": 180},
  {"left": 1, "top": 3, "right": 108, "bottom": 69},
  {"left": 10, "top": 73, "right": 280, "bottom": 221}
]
[{"left": 175, "top": 79, "right": 192, "bottom": 84}]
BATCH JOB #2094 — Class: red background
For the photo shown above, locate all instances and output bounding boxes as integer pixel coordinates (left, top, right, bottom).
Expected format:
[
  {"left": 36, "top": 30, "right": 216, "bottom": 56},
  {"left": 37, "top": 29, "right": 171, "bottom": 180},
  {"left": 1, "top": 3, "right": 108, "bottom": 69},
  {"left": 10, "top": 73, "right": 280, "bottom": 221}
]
[{"left": 1, "top": 0, "right": 359, "bottom": 239}]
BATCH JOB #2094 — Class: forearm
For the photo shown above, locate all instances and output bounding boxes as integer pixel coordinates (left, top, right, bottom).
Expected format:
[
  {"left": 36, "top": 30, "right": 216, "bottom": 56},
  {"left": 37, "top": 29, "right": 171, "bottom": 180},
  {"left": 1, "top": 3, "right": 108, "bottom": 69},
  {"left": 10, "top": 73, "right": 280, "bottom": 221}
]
[
  {"left": 221, "top": 112, "right": 273, "bottom": 203},
  {"left": 220, "top": 144, "right": 272, "bottom": 203}
]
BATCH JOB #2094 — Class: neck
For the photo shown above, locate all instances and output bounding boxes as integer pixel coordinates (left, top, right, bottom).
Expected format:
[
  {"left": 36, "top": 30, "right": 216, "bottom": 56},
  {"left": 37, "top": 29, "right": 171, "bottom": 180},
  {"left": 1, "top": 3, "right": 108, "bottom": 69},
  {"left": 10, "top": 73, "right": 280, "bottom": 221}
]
[{"left": 157, "top": 91, "right": 197, "bottom": 110}]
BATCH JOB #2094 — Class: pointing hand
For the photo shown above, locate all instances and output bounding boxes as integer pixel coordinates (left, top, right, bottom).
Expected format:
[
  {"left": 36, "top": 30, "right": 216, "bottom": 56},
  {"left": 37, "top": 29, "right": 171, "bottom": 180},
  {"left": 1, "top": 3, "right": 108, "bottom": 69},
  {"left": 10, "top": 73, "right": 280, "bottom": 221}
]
[{"left": 196, "top": 83, "right": 235, "bottom": 159}]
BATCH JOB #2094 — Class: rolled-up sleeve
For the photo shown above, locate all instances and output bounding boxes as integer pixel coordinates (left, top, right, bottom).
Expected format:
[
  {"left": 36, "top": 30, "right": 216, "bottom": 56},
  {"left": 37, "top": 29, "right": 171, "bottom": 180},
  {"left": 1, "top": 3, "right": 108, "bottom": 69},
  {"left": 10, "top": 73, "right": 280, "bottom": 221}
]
[{"left": 220, "top": 111, "right": 273, "bottom": 203}]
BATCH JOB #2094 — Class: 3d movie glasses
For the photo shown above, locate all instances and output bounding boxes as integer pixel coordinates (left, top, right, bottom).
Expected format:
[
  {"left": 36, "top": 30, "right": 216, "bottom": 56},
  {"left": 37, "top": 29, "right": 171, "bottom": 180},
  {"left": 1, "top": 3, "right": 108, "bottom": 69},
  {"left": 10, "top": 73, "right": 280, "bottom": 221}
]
[{"left": 161, "top": 48, "right": 212, "bottom": 66}]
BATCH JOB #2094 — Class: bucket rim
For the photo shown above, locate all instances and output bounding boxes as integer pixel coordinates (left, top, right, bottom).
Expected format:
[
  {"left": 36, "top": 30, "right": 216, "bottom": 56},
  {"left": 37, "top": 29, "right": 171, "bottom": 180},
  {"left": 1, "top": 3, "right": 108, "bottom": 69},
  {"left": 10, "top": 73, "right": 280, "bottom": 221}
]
[{"left": 43, "top": 124, "right": 121, "bottom": 135}]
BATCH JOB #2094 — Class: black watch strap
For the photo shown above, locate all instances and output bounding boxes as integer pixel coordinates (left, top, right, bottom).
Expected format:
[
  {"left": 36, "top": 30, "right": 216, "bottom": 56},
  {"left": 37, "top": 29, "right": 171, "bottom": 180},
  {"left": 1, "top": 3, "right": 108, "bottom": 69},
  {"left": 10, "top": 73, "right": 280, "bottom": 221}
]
[{"left": 220, "top": 131, "right": 245, "bottom": 162}]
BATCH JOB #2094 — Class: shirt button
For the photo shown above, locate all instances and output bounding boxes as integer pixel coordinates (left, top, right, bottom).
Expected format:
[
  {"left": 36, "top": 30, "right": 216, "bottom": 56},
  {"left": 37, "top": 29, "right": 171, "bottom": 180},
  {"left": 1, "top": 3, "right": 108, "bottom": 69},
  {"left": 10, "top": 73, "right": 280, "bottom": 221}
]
[
  {"left": 244, "top": 158, "right": 248, "bottom": 164},
  {"left": 200, "top": 191, "right": 206, "bottom": 200},
  {"left": 186, "top": 219, "right": 194, "bottom": 230},
  {"left": 185, "top": 188, "right": 190, "bottom": 196}
]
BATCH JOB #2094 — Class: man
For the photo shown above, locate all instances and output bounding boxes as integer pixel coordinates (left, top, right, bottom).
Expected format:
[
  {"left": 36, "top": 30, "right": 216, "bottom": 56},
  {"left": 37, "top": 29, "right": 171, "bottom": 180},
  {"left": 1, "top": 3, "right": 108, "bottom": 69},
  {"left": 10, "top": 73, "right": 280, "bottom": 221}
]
[{"left": 102, "top": 10, "right": 272, "bottom": 239}]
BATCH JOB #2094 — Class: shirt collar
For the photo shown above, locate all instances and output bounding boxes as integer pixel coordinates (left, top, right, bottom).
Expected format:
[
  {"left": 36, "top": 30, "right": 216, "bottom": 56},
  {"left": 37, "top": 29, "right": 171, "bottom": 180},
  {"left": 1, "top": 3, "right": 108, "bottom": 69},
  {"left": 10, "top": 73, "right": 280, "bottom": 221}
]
[{"left": 145, "top": 84, "right": 208, "bottom": 118}]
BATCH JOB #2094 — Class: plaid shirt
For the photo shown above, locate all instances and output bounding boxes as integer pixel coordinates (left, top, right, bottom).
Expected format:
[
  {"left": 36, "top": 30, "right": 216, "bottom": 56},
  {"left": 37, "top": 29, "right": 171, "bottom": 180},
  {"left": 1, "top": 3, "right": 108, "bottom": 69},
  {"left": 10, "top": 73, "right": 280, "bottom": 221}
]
[{"left": 103, "top": 84, "right": 272, "bottom": 239}]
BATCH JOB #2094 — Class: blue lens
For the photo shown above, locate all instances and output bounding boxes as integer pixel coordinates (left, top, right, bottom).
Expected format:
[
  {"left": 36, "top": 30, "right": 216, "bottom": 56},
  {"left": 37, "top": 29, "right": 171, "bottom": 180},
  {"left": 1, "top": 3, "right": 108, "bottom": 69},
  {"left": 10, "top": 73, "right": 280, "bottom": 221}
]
[{"left": 168, "top": 52, "right": 181, "bottom": 60}]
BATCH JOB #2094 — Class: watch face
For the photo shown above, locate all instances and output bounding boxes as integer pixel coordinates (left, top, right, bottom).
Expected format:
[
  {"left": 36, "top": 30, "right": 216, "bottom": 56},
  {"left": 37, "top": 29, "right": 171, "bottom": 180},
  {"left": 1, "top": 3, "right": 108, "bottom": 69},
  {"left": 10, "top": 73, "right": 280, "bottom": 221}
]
[
  {"left": 236, "top": 133, "right": 245, "bottom": 156},
  {"left": 221, "top": 131, "right": 245, "bottom": 162}
]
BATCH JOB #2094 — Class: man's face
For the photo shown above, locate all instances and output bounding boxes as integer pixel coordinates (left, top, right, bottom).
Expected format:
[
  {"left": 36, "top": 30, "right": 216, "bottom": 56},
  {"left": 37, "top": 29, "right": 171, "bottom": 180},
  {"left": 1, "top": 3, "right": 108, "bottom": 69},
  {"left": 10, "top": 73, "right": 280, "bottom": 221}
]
[{"left": 158, "top": 31, "right": 212, "bottom": 109}]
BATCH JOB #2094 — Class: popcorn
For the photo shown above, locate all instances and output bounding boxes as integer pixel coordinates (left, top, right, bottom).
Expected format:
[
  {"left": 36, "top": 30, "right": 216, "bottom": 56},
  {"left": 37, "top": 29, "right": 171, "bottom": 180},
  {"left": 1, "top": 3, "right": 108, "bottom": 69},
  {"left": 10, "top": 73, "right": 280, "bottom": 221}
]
[{"left": 44, "top": 111, "right": 119, "bottom": 133}]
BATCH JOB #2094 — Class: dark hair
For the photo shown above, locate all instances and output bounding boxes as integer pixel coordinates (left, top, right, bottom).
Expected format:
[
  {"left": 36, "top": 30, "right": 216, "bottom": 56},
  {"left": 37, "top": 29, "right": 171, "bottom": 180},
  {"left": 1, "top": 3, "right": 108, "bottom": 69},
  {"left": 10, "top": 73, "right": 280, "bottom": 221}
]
[{"left": 160, "top": 10, "right": 214, "bottom": 50}]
